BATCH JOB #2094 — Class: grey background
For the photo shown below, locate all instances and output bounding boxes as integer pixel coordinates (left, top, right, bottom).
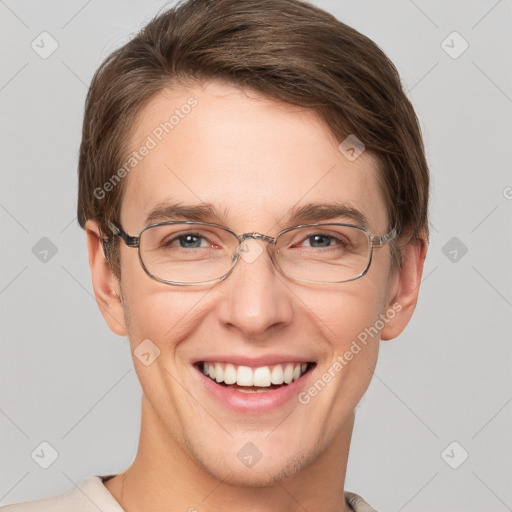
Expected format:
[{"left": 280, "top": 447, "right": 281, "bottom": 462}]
[{"left": 1, "top": 1, "right": 511, "bottom": 510}]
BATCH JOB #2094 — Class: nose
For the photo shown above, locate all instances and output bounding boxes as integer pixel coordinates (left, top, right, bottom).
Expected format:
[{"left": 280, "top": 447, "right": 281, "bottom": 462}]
[{"left": 216, "top": 238, "right": 294, "bottom": 338}]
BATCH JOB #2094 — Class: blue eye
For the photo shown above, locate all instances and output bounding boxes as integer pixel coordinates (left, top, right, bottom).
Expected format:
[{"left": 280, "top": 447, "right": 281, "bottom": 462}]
[
  {"left": 307, "top": 234, "right": 334, "bottom": 248},
  {"left": 298, "top": 232, "right": 350, "bottom": 250},
  {"left": 176, "top": 234, "right": 203, "bottom": 249},
  {"left": 163, "top": 232, "right": 208, "bottom": 249}
]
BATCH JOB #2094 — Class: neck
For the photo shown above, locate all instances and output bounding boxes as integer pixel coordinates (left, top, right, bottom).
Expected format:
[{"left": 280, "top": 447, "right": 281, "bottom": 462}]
[{"left": 105, "top": 395, "right": 354, "bottom": 512}]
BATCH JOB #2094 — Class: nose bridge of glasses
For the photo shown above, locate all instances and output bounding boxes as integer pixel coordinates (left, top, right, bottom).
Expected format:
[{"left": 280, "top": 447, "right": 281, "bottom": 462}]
[
  {"left": 232, "top": 232, "right": 278, "bottom": 267},
  {"left": 237, "top": 232, "right": 276, "bottom": 244},
  {"left": 231, "top": 232, "right": 276, "bottom": 272}
]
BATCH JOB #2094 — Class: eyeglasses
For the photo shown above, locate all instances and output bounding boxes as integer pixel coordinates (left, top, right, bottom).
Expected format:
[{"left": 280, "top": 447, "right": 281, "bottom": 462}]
[{"left": 106, "top": 220, "right": 398, "bottom": 286}]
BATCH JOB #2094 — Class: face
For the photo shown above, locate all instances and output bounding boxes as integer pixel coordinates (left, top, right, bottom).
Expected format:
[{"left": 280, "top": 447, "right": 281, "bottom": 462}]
[{"left": 90, "top": 81, "right": 416, "bottom": 486}]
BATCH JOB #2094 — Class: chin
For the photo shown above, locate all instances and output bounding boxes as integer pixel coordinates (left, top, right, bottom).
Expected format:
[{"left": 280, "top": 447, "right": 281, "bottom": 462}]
[{"left": 183, "top": 433, "right": 315, "bottom": 488}]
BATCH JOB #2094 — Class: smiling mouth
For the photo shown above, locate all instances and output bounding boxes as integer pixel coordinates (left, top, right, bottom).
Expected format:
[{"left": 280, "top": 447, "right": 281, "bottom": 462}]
[{"left": 195, "top": 361, "right": 316, "bottom": 393}]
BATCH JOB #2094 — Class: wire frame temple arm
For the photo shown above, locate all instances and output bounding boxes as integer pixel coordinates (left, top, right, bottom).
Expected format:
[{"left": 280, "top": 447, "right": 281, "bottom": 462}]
[
  {"left": 371, "top": 226, "right": 399, "bottom": 247},
  {"left": 108, "top": 221, "right": 140, "bottom": 247}
]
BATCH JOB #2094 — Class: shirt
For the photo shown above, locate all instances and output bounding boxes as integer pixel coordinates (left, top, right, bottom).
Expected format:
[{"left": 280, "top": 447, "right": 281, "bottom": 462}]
[{"left": 0, "top": 475, "right": 379, "bottom": 512}]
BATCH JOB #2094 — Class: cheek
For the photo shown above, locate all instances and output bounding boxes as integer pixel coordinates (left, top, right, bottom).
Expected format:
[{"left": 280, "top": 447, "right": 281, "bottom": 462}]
[
  {"left": 120, "top": 269, "right": 209, "bottom": 360},
  {"left": 297, "top": 281, "right": 388, "bottom": 349},
  {"left": 118, "top": 248, "right": 186, "bottom": 341},
  {"left": 120, "top": 287, "right": 200, "bottom": 403}
]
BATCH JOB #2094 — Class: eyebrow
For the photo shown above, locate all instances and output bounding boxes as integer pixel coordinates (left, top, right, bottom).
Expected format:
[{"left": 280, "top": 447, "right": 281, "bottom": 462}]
[
  {"left": 144, "top": 201, "right": 226, "bottom": 225},
  {"left": 283, "top": 202, "right": 369, "bottom": 228},
  {"left": 143, "top": 200, "right": 369, "bottom": 229}
]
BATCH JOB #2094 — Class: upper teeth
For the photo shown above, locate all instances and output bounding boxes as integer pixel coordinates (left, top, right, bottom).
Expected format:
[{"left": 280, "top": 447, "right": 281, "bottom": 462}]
[{"left": 202, "top": 362, "right": 309, "bottom": 387}]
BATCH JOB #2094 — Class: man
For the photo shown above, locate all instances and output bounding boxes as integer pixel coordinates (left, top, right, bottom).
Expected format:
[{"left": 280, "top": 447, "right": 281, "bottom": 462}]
[{"left": 3, "top": 0, "right": 428, "bottom": 510}]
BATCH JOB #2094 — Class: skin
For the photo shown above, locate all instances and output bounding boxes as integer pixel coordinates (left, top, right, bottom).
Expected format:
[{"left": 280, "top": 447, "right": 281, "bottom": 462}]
[{"left": 85, "top": 81, "right": 427, "bottom": 512}]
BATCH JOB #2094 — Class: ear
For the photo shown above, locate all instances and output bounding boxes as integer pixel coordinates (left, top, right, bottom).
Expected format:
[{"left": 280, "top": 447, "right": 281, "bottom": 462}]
[
  {"left": 380, "top": 234, "right": 428, "bottom": 341},
  {"left": 85, "top": 220, "right": 128, "bottom": 336}
]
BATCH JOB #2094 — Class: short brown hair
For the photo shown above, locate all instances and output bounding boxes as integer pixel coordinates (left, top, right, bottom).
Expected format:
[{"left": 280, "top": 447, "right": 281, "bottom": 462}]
[{"left": 77, "top": 0, "right": 429, "bottom": 280}]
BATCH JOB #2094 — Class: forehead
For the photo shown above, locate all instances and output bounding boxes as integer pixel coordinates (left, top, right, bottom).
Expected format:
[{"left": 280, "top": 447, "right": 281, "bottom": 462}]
[{"left": 120, "top": 81, "right": 388, "bottom": 234}]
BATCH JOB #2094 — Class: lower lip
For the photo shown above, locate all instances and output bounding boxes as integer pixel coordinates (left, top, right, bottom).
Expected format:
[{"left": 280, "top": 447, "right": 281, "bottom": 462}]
[{"left": 194, "top": 365, "right": 315, "bottom": 413}]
